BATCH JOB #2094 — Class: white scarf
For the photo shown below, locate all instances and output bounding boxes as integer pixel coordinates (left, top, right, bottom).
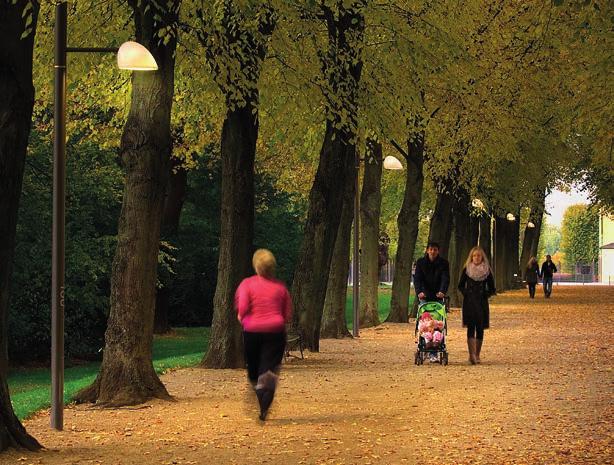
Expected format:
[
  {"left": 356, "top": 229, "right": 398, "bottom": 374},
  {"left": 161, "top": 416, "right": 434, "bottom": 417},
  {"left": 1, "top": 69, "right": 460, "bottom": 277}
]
[{"left": 466, "top": 262, "right": 490, "bottom": 282}]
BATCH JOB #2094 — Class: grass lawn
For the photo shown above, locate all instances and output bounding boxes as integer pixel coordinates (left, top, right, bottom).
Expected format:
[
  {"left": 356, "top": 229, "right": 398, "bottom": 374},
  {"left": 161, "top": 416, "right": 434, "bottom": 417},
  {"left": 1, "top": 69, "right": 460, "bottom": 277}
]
[
  {"left": 8, "top": 327, "right": 209, "bottom": 420},
  {"left": 345, "top": 285, "right": 414, "bottom": 328}
]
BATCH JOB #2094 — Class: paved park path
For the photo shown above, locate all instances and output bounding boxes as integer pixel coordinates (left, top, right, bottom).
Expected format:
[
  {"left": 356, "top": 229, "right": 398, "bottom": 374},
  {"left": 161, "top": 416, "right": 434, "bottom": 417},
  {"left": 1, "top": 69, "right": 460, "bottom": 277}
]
[{"left": 4, "top": 286, "right": 613, "bottom": 465}]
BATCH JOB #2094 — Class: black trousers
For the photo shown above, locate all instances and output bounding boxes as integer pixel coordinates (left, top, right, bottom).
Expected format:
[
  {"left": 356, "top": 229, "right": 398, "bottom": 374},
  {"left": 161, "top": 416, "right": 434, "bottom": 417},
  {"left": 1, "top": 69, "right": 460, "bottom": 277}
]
[
  {"left": 528, "top": 283, "right": 536, "bottom": 298},
  {"left": 467, "top": 324, "right": 484, "bottom": 340},
  {"left": 243, "top": 331, "right": 286, "bottom": 384}
]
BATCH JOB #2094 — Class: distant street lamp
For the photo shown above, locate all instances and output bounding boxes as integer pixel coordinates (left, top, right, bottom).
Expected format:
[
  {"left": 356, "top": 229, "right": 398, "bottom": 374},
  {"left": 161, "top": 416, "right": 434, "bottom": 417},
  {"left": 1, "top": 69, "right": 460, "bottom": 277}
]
[
  {"left": 472, "top": 198, "right": 485, "bottom": 211},
  {"left": 352, "top": 152, "right": 403, "bottom": 338},
  {"left": 506, "top": 213, "right": 516, "bottom": 222},
  {"left": 52, "top": 1, "right": 157, "bottom": 431},
  {"left": 527, "top": 221, "right": 536, "bottom": 229}
]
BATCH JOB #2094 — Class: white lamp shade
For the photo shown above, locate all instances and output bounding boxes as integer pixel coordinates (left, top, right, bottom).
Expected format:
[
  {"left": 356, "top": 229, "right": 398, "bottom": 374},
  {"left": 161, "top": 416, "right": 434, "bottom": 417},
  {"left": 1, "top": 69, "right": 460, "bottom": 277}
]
[
  {"left": 527, "top": 221, "right": 535, "bottom": 228},
  {"left": 506, "top": 213, "right": 516, "bottom": 221},
  {"left": 383, "top": 155, "right": 403, "bottom": 170},
  {"left": 472, "top": 198, "right": 485, "bottom": 210},
  {"left": 117, "top": 41, "right": 158, "bottom": 71}
]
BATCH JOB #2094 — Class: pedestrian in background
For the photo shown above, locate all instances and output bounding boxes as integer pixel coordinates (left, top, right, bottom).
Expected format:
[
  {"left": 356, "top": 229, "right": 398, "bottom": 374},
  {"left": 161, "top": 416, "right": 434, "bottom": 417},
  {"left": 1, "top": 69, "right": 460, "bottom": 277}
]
[
  {"left": 525, "top": 256, "right": 540, "bottom": 299},
  {"left": 541, "top": 255, "right": 557, "bottom": 298}
]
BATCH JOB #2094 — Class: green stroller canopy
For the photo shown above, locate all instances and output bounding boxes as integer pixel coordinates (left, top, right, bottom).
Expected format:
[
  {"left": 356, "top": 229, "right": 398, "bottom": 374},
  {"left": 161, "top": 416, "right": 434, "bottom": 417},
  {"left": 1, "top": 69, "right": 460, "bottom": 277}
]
[{"left": 417, "top": 301, "right": 446, "bottom": 320}]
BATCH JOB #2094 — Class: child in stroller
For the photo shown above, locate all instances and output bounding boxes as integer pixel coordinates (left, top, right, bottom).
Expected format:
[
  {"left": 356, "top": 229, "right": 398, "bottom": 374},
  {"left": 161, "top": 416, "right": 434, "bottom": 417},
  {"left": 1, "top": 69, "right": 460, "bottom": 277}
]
[{"left": 414, "top": 299, "right": 449, "bottom": 365}]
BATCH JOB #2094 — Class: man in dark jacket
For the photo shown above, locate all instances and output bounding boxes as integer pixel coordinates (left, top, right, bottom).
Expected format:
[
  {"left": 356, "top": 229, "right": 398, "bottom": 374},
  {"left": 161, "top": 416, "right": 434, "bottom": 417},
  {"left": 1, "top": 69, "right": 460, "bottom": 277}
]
[
  {"left": 414, "top": 242, "right": 450, "bottom": 302},
  {"left": 541, "top": 255, "right": 557, "bottom": 298}
]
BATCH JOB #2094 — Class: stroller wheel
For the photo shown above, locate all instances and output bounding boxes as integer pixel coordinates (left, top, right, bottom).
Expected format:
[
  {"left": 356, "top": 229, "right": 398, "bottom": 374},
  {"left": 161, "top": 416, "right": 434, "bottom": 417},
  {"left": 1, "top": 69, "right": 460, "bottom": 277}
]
[
  {"left": 414, "top": 351, "right": 420, "bottom": 365},
  {"left": 442, "top": 352, "right": 449, "bottom": 366}
]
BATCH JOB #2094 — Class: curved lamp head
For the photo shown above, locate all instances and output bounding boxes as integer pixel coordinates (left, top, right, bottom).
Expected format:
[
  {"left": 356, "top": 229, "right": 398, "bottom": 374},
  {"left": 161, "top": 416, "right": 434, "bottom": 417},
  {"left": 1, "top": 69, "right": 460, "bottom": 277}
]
[
  {"left": 383, "top": 155, "right": 404, "bottom": 170},
  {"left": 506, "top": 213, "right": 516, "bottom": 221},
  {"left": 117, "top": 41, "right": 158, "bottom": 71},
  {"left": 527, "top": 221, "right": 535, "bottom": 228},
  {"left": 472, "top": 198, "right": 485, "bottom": 210}
]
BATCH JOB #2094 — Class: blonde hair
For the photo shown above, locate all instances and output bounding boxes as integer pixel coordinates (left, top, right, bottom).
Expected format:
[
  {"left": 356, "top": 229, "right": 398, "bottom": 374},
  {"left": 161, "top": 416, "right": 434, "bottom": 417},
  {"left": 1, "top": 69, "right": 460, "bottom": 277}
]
[
  {"left": 465, "top": 246, "right": 490, "bottom": 269},
  {"left": 252, "top": 249, "right": 276, "bottom": 278},
  {"left": 527, "top": 256, "right": 537, "bottom": 267}
]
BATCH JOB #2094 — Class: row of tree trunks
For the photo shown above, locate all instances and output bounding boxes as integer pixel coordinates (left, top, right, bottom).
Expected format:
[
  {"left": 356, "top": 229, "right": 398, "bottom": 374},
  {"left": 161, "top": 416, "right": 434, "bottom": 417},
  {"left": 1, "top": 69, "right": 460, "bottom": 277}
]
[
  {"left": 493, "top": 215, "right": 508, "bottom": 292},
  {"left": 154, "top": 164, "right": 188, "bottom": 335},
  {"left": 320, "top": 170, "right": 354, "bottom": 339},
  {"left": 359, "top": 140, "right": 383, "bottom": 328},
  {"left": 75, "top": 1, "right": 179, "bottom": 406},
  {"left": 507, "top": 209, "right": 521, "bottom": 288},
  {"left": 388, "top": 133, "right": 424, "bottom": 323},
  {"left": 291, "top": 4, "right": 365, "bottom": 352},
  {"left": 0, "top": 0, "right": 42, "bottom": 451}
]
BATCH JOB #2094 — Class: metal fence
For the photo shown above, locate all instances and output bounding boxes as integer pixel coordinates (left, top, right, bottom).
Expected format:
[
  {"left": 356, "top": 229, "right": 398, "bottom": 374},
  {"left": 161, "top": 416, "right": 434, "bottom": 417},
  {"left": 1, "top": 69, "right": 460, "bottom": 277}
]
[
  {"left": 347, "top": 259, "right": 398, "bottom": 285},
  {"left": 553, "top": 261, "right": 601, "bottom": 284}
]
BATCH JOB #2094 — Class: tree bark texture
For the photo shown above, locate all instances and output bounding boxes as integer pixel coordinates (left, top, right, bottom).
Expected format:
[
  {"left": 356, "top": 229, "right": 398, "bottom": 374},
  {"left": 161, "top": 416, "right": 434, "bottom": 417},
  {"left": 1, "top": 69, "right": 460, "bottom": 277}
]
[
  {"left": 291, "top": 4, "right": 364, "bottom": 352},
  {"left": 449, "top": 194, "right": 479, "bottom": 308},
  {"left": 202, "top": 104, "right": 257, "bottom": 368},
  {"left": 292, "top": 123, "right": 356, "bottom": 351},
  {"left": 427, "top": 189, "right": 455, "bottom": 260},
  {"left": 494, "top": 215, "right": 509, "bottom": 292},
  {"left": 530, "top": 210, "right": 544, "bottom": 259},
  {"left": 154, "top": 164, "right": 187, "bottom": 335},
  {"left": 479, "top": 215, "right": 492, "bottom": 263},
  {"left": 320, "top": 171, "right": 354, "bottom": 339},
  {"left": 506, "top": 210, "right": 521, "bottom": 288},
  {"left": 75, "top": 1, "right": 179, "bottom": 406},
  {"left": 0, "top": 0, "right": 42, "bottom": 451},
  {"left": 388, "top": 133, "right": 424, "bottom": 323},
  {"left": 359, "top": 139, "right": 383, "bottom": 328},
  {"left": 520, "top": 193, "right": 545, "bottom": 276}
]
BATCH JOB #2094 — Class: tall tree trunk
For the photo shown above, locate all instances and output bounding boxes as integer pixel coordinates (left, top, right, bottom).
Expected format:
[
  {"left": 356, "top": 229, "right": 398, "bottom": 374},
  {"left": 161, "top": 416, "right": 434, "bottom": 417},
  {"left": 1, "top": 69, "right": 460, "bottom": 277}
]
[
  {"left": 520, "top": 193, "right": 546, "bottom": 276},
  {"left": 427, "top": 189, "right": 455, "bottom": 260},
  {"left": 154, "top": 164, "right": 187, "bottom": 335},
  {"left": 292, "top": 124, "right": 356, "bottom": 351},
  {"left": 320, "top": 173, "right": 354, "bottom": 339},
  {"left": 449, "top": 193, "right": 478, "bottom": 308},
  {"left": 359, "top": 139, "right": 382, "bottom": 328},
  {"left": 202, "top": 104, "right": 257, "bottom": 368},
  {"left": 494, "top": 215, "right": 509, "bottom": 292},
  {"left": 388, "top": 133, "right": 424, "bottom": 323},
  {"left": 197, "top": 4, "right": 276, "bottom": 368},
  {"left": 479, "top": 214, "right": 492, "bottom": 263},
  {"left": 0, "top": 0, "right": 41, "bottom": 451},
  {"left": 291, "top": 4, "right": 364, "bottom": 352},
  {"left": 530, "top": 210, "right": 544, "bottom": 259},
  {"left": 507, "top": 210, "right": 521, "bottom": 288},
  {"left": 75, "top": 1, "right": 179, "bottom": 406}
]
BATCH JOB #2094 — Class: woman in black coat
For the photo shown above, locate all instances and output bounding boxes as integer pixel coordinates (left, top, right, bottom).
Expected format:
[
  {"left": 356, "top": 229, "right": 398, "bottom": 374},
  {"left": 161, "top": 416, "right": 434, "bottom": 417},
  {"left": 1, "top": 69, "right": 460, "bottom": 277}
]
[
  {"left": 525, "top": 257, "right": 540, "bottom": 299},
  {"left": 458, "top": 246, "right": 496, "bottom": 365}
]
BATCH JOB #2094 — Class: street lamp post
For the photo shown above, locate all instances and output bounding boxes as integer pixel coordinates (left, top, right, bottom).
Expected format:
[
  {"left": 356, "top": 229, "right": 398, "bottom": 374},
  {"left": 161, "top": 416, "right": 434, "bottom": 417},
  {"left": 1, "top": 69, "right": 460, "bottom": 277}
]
[
  {"left": 352, "top": 153, "right": 403, "bottom": 337},
  {"left": 52, "top": 1, "right": 157, "bottom": 431}
]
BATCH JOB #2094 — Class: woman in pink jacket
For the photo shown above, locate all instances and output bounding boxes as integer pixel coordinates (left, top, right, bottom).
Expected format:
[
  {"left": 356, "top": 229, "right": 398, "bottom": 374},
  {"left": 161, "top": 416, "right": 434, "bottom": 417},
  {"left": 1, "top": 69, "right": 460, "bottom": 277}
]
[{"left": 236, "top": 249, "right": 292, "bottom": 421}]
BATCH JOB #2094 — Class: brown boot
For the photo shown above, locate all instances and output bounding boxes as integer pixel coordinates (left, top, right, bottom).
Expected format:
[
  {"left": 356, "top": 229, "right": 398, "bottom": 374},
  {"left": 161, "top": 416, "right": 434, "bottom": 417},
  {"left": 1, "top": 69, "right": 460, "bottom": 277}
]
[
  {"left": 467, "top": 338, "right": 477, "bottom": 365},
  {"left": 475, "top": 338, "right": 483, "bottom": 364}
]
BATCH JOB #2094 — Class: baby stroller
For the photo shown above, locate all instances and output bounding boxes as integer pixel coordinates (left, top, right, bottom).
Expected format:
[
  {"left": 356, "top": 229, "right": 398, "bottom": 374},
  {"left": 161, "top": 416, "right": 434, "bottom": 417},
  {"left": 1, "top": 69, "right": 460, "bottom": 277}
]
[{"left": 414, "top": 299, "right": 449, "bottom": 365}]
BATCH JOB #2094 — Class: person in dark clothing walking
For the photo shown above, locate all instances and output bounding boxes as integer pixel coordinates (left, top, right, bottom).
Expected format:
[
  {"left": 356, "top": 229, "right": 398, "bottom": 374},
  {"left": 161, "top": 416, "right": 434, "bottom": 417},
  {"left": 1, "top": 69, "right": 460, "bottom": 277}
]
[
  {"left": 458, "top": 246, "right": 496, "bottom": 365},
  {"left": 236, "top": 249, "right": 292, "bottom": 421},
  {"left": 541, "top": 255, "right": 557, "bottom": 298},
  {"left": 525, "top": 256, "right": 540, "bottom": 299},
  {"left": 414, "top": 242, "right": 450, "bottom": 302}
]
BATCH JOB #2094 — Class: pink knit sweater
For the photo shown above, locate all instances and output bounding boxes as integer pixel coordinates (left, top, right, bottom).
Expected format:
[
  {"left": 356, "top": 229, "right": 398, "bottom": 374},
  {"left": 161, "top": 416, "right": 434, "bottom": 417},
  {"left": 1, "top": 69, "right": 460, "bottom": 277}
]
[{"left": 235, "top": 275, "right": 292, "bottom": 333}]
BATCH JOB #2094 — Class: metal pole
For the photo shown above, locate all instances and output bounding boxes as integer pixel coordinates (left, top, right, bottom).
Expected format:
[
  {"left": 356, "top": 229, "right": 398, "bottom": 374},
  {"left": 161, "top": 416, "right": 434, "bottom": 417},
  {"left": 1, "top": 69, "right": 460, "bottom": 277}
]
[
  {"left": 52, "top": 1, "right": 67, "bottom": 431},
  {"left": 352, "top": 151, "right": 360, "bottom": 338}
]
